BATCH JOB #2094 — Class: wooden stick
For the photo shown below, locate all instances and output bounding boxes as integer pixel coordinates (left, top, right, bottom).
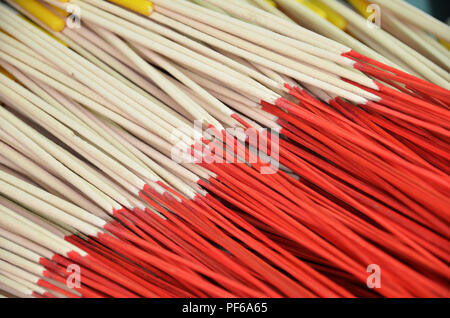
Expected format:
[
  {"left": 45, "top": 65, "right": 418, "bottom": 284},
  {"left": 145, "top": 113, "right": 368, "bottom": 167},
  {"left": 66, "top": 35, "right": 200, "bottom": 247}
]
[
  {"left": 157, "top": 0, "right": 348, "bottom": 52},
  {"left": 371, "top": 0, "right": 450, "bottom": 42},
  {"left": 381, "top": 12, "right": 450, "bottom": 75},
  {"left": 320, "top": 0, "right": 450, "bottom": 87},
  {"left": 0, "top": 79, "right": 151, "bottom": 190},
  {"left": 78, "top": 0, "right": 281, "bottom": 92},
  {"left": 0, "top": 106, "right": 126, "bottom": 211},
  {"left": 155, "top": 8, "right": 378, "bottom": 97},
  {"left": 0, "top": 176, "right": 104, "bottom": 237},
  {"left": 0, "top": 8, "right": 191, "bottom": 133}
]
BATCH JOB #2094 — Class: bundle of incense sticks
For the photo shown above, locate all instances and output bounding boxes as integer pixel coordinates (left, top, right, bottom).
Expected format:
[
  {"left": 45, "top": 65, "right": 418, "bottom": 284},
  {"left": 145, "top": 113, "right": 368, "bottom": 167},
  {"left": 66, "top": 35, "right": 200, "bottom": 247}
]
[
  {"left": 266, "top": 0, "right": 450, "bottom": 86},
  {"left": 0, "top": 0, "right": 448, "bottom": 298}
]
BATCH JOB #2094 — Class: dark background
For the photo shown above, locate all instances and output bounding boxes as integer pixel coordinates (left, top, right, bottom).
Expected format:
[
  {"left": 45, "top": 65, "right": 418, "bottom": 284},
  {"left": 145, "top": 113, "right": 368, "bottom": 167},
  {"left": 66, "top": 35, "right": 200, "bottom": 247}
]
[{"left": 407, "top": 0, "right": 450, "bottom": 22}]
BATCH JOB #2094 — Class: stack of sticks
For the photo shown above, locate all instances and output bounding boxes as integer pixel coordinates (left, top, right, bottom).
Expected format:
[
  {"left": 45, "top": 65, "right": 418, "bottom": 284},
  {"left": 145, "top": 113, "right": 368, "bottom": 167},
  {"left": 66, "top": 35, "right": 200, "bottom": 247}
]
[
  {"left": 261, "top": 0, "right": 450, "bottom": 86},
  {"left": 0, "top": 0, "right": 448, "bottom": 298}
]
